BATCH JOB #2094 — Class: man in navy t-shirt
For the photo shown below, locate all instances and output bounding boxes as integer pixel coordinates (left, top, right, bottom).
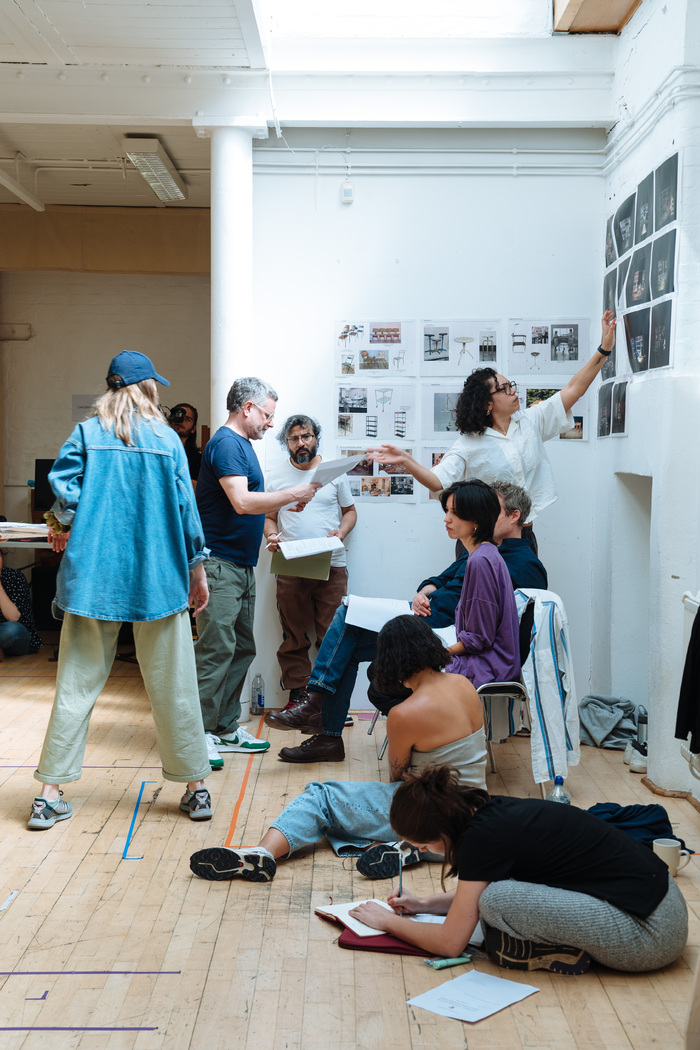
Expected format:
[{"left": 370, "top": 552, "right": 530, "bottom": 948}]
[{"left": 195, "top": 377, "right": 320, "bottom": 771}]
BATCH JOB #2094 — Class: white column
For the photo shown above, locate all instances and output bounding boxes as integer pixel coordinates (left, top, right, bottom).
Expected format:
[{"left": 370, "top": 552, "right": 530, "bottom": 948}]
[{"left": 209, "top": 125, "right": 254, "bottom": 427}]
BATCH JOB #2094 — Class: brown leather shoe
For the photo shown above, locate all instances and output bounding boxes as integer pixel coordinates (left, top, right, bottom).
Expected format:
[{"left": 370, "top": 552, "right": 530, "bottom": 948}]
[
  {"left": 282, "top": 686, "right": 309, "bottom": 712},
  {"left": 278, "top": 733, "right": 345, "bottom": 763},
  {"left": 264, "top": 691, "right": 323, "bottom": 733}
]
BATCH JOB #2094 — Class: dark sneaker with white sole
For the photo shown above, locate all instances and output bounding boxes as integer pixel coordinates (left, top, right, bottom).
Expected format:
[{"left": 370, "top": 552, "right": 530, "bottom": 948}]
[
  {"left": 179, "top": 788, "right": 213, "bottom": 821},
  {"left": 189, "top": 846, "right": 276, "bottom": 882},
  {"left": 356, "top": 840, "right": 422, "bottom": 879},
  {"left": 27, "top": 793, "right": 73, "bottom": 830},
  {"left": 483, "top": 925, "right": 591, "bottom": 976}
]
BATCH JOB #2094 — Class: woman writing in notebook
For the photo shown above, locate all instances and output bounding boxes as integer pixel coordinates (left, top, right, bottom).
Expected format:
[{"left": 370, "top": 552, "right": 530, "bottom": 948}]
[{"left": 349, "top": 765, "right": 688, "bottom": 976}]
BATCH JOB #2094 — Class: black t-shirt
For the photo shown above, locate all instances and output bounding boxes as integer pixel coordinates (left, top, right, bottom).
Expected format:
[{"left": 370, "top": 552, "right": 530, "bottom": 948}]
[{"left": 458, "top": 796, "right": 669, "bottom": 918}]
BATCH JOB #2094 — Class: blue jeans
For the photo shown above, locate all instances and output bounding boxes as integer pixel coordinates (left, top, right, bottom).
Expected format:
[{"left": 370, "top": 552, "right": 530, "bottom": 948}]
[
  {"left": 0, "top": 621, "right": 32, "bottom": 656},
  {"left": 270, "top": 779, "right": 399, "bottom": 856},
  {"left": 308, "top": 605, "right": 379, "bottom": 736}
]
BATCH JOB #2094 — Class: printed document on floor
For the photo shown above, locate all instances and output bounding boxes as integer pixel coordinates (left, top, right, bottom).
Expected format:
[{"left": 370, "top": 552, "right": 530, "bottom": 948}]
[{"left": 407, "top": 969, "right": 538, "bottom": 1023}]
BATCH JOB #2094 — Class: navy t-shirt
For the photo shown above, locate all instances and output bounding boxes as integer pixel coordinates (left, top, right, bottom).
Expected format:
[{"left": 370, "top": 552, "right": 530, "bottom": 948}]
[
  {"left": 458, "top": 796, "right": 669, "bottom": 918},
  {"left": 196, "top": 427, "right": 264, "bottom": 566}
]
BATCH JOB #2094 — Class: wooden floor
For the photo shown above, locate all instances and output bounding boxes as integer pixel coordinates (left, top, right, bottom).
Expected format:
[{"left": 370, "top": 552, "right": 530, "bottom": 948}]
[{"left": 0, "top": 648, "right": 698, "bottom": 1050}]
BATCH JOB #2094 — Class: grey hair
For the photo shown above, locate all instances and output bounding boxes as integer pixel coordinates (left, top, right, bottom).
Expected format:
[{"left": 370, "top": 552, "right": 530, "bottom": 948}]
[
  {"left": 491, "top": 480, "right": 532, "bottom": 525},
  {"left": 276, "top": 414, "right": 322, "bottom": 449},
  {"left": 226, "top": 377, "right": 279, "bottom": 414}
]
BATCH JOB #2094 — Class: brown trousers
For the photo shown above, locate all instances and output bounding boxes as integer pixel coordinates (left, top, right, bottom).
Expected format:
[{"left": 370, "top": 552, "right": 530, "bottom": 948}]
[{"left": 275, "top": 566, "right": 348, "bottom": 690}]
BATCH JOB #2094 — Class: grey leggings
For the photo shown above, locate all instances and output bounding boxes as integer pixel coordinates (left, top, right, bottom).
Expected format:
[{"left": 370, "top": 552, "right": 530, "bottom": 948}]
[{"left": 478, "top": 875, "right": 688, "bottom": 972}]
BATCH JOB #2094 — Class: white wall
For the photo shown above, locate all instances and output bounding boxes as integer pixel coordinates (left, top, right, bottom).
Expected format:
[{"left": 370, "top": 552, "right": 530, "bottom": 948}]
[
  {"left": 593, "top": 0, "right": 700, "bottom": 792},
  {"left": 250, "top": 144, "right": 603, "bottom": 709}
]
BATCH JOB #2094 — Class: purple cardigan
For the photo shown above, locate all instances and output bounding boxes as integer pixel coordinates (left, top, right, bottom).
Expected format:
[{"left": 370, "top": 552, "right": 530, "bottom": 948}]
[{"left": 446, "top": 542, "right": 520, "bottom": 689}]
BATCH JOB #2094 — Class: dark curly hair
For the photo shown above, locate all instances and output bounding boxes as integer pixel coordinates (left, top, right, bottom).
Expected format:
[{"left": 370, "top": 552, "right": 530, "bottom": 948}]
[
  {"left": 389, "top": 764, "right": 490, "bottom": 880},
  {"left": 373, "top": 615, "right": 451, "bottom": 695},
  {"left": 439, "top": 478, "right": 499, "bottom": 544},
  {"left": 171, "top": 403, "right": 199, "bottom": 451},
  {"left": 455, "top": 368, "right": 498, "bottom": 436}
]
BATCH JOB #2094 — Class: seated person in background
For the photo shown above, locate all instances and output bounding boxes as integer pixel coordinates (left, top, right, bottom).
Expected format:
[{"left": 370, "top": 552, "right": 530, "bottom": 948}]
[
  {"left": 0, "top": 548, "right": 41, "bottom": 659},
  {"left": 349, "top": 765, "right": 688, "bottom": 976},
  {"left": 490, "top": 481, "right": 547, "bottom": 589},
  {"left": 267, "top": 479, "right": 535, "bottom": 763},
  {"left": 169, "top": 402, "right": 201, "bottom": 484},
  {"left": 441, "top": 479, "right": 520, "bottom": 690},
  {"left": 189, "top": 615, "right": 487, "bottom": 884}
]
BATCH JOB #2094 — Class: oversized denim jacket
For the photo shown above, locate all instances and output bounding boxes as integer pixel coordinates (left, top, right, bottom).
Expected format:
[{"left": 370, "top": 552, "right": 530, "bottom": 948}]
[{"left": 50, "top": 415, "right": 207, "bottom": 622}]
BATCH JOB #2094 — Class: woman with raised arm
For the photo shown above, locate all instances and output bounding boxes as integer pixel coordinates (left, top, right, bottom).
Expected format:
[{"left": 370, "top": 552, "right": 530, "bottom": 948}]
[
  {"left": 349, "top": 765, "right": 688, "bottom": 976},
  {"left": 368, "top": 311, "right": 616, "bottom": 520}
]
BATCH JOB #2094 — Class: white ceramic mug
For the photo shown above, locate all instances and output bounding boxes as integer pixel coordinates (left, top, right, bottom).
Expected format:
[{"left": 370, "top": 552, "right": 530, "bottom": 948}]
[{"left": 653, "top": 838, "right": 691, "bottom": 877}]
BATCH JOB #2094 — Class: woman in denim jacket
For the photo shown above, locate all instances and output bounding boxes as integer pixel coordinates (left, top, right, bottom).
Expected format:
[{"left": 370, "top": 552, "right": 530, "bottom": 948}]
[{"left": 28, "top": 351, "right": 214, "bottom": 830}]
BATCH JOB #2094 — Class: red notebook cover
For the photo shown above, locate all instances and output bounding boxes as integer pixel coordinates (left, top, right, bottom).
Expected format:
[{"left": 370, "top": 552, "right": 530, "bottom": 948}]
[{"left": 337, "top": 927, "right": 435, "bottom": 957}]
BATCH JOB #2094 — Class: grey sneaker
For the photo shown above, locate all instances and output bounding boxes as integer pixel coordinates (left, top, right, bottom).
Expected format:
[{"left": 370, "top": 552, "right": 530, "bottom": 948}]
[
  {"left": 180, "top": 788, "right": 213, "bottom": 821},
  {"left": 189, "top": 845, "right": 276, "bottom": 882},
  {"left": 356, "top": 840, "right": 422, "bottom": 879},
  {"left": 27, "top": 793, "right": 73, "bottom": 830}
]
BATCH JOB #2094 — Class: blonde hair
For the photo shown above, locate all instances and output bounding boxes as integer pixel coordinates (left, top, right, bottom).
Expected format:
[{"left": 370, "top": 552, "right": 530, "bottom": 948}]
[{"left": 92, "top": 378, "right": 165, "bottom": 446}]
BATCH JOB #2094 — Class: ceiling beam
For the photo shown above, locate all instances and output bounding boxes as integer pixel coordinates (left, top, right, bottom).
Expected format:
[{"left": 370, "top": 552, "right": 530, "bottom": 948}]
[
  {"left": 233, "top": 0, "right": 268, "bottom": 69},
  {"left": 0, "top": 168, "right": 44, "bottom": 211}
]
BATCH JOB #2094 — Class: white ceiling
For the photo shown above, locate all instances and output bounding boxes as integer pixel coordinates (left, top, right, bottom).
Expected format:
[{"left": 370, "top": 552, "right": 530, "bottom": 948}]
[{"left": 0, "top": 0, "right": 626, "bottom": 210}]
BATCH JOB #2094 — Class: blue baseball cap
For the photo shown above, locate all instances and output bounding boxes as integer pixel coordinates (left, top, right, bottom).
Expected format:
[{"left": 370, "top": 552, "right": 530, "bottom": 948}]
[{"left": 106, "top": 351, "right": 170, "bottom": 388}]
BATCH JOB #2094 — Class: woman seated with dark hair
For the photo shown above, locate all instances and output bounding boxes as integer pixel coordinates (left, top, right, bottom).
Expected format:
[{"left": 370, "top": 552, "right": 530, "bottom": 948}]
[
  {"left": 0, "top": 548, "right": 42, "bottom": 658},
  {"left": 189, "top": 615, "right": 487, "bottom": 884},
  {"left": 440, "top": 479, "right": 520, "bottom": 689},
  {"left": 349, "top": 765, "right": 688, "bottom": 976}
]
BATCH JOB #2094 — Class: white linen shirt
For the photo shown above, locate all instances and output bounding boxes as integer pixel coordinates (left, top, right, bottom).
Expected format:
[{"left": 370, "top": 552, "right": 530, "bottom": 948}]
[
  {"left": 265, "top": 458, "right": 354, "bottom": 567},
  {"left": 432, "top": 392, "right": 573, "bottom": 519}
]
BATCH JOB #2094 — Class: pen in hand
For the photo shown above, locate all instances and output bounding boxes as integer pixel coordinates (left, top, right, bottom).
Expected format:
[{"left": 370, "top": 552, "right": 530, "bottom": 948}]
[{"left": 398, "top": 854, "right": 403, "bottom": 915}]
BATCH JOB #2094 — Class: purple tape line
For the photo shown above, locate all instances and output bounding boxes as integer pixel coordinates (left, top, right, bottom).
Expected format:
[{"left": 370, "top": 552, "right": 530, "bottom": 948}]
[
  {"left": 0, "top": 1027, "right": 158, "bottom": 1032},
  {"left": 1, "top": 970, "right": 180, "bottom": 976}
]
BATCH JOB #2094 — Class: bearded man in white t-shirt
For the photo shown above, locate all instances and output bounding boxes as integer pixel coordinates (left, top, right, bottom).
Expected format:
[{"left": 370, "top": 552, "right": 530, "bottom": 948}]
[{"left": 264, "top": 415, "right": 357, "bottom": 711}]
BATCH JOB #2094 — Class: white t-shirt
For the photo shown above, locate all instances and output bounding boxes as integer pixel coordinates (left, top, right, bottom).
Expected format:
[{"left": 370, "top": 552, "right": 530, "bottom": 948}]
[
  {"left": 265, "top": 457, "right": 354, "bottom": 567},
  {"left": 432, "top": 392, "right": 573, "bottom": 519}
]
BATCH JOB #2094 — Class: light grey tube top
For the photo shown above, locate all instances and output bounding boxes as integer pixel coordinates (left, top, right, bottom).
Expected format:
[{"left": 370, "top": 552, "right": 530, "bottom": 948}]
[{"left": 408, "top": 727, "right": 487, "bottom": 790}]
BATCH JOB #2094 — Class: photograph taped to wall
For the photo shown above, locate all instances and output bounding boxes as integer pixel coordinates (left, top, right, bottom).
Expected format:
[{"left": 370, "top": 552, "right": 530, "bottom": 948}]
[
  {"left": 626, "top": 245, "right": 651, "bottom": 307},
  {"left": 603, "top": 271, "right": 616, "bottom": 316},
  {"left": 420, "top": 446, "right": 451, "bottom": 502},
  {"left": 338, "top": 385, "right": 368, "bottom": 413},
  {"left": 611, "top": 381, "right": 628, "bottom": 437},
  {"left": 421, "top": 382, "right": 464, "bottom": 440},
  {"left": 614, "top": 193, "right": 636, "bottom": 257},
  {"left": 337, "top": 447, "right": 417, "bottom": 503},
  {"left": 635, "top": 173, "right": 654, "bottom": 244},
  {"left": 419, "top": 319, "right": 501, "bottom": 377},
  {"left": 605, "top": 216, "right": 617, "bottom": 267},
  {"left": 651, "top": 229, "right": 676, "bottom": 299},
  {"left": 347, "top": 381, "right": 418, "bottom": 443},
  {"left": 507, "top": 318, "right": 589, "bottom": 375},
  {"left": 650, "top": 300, "right": 672, "bottom": 370},
  {"left": 522, "top": 384, "right": 588, "bottom": 441},
  {"left": 617, "top": 257, "right": 630, "bottom": 310},
  {"left": 655, "top": 153, "right": 678, "bottom": 232},
  {"left": 597, "top": 383, "right": 613, "bottom": 438},
  {"left": 623, "top": 308, "right": 650, "bottom": 373},
  {"left": 601, "top": 343, "right": 616, "bottom": 382},
  {"left": 334, "top": 319, "right": 416, "bottom": 376}
]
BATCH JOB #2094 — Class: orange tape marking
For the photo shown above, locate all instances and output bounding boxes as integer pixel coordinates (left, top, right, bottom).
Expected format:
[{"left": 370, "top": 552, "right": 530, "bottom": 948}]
[{"left": 223, "top": 716, "right": 266, "bottom": 848}]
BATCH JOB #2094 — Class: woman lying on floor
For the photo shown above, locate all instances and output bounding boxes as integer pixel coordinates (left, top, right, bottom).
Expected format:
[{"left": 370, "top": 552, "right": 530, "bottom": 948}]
[
  {"left": 189, "top": 615, "right": 487, "bottom": 883},
  {"left": 349, "top": 765, "right": 688, "bottom": 976}
]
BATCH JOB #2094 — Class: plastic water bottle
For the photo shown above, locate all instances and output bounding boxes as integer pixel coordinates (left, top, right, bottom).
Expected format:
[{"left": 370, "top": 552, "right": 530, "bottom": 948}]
[
  {"left": 251, "top": 673, "right": 265, "bottom": 716},
  {"left": 545, "top": 775, "right": 571, "bottom": 804}
]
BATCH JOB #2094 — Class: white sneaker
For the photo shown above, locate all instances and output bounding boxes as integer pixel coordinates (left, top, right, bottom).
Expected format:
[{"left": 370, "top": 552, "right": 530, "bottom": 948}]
[
  {"left": 205, "top": 732, "right": 224, "bottom": 770},
  {"left": 215, "top": 726, "right": 271, "bottom": 753},
  {"left": 623, "top": 742, "right": 635, "bottom": 765},
  {"left": 629, "top": 749, "right": 648, "bottom": 774}
]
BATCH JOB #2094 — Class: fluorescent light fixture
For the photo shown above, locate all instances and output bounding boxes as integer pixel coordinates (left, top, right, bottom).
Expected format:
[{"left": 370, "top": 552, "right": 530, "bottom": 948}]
[{"left": 122, "top": 137, "right": 187, "bottom": 202}]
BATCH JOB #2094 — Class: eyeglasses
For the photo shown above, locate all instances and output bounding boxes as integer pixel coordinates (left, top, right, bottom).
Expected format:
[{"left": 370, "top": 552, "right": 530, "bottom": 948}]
[
  {"left": 253, "top": 402, "right": 275, "bottom": 424},
  {"left": 288, "top": 433, "right": 315, "bottom": 445},
  {"left": 492, "top": 380, "right": 518, "bottom": 396}
]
